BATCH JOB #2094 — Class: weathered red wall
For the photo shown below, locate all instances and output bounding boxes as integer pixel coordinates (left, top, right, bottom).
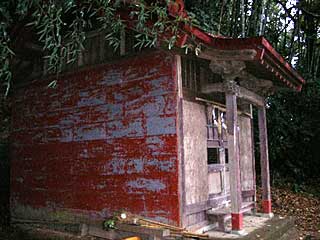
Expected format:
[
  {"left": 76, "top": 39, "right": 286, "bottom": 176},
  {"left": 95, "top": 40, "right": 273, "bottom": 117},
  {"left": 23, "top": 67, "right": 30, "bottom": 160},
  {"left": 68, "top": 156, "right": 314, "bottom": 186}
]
[{"left": 10, "top": 50, "right": 180, "bottom": 225}]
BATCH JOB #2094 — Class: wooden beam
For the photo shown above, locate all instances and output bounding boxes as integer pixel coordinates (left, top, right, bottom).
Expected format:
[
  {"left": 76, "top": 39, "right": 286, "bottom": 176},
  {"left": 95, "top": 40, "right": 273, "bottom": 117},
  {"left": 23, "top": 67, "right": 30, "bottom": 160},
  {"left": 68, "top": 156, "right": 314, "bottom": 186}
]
[
  {"left": 198, "top": 49, "right": 257, "bottom": 61},
  {"left": 225, "top": 93, "right": 243, "bottom": 231},
  {"left": 185, "top": 201, "right": 210, "bottom": 216},
  {"left": 258, "top": 106, "right": 272, "bottom": 214},
  {"left": 238, "top": 86, "right": 265, "bottom": 107},
  {"left": 176, "top": 55, "right": 183, "bottom": 98},
  {"left": 241, "top": 190, "right": 255, "bottom": 198},
  {"left": 201, "top": 83, "right": 265, "bottom": 107},
  {"left": 195, "top": 97, "right": 252, "bottom": 118},
  {"left": 209, "top": 60, "right": 246, "bottom": 79},
  {"left": 175, "top": 55, "right": 187, "bottom": 227},
  {"left": 201, "top": 83, "right": 225, "bottom": 93}
]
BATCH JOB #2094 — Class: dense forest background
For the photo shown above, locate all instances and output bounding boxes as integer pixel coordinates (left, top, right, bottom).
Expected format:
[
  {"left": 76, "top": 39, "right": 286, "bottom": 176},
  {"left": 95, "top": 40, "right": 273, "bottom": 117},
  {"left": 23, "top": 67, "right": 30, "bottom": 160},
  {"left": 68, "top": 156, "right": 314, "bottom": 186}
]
[
  {"left": 0, "top": 0, "right": 319, "bottom": 184},
  {"left": 184, "top": 0, "right": 320, "bottom": 184}
]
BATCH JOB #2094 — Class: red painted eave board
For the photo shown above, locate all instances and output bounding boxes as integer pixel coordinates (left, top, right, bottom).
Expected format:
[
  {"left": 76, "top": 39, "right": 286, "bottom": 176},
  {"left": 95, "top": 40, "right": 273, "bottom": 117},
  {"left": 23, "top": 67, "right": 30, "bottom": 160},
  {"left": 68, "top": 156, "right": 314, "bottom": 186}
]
[
  {"left": 122, "top": 0, "right": 305, "bottom": 91},
  {"left": 203, "top": 36, "right": 305, "bottom": 91},
  {"left": 261, "top": 37, "right": 305, "bottom": 85}
]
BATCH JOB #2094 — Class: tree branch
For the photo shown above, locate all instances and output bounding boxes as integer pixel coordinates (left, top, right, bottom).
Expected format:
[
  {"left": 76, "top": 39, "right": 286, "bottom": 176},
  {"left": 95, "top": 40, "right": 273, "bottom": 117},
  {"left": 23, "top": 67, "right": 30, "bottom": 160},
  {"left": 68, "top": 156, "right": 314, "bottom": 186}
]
[{"left": 274, "top": 0, "right": 296, "bottom": 23}]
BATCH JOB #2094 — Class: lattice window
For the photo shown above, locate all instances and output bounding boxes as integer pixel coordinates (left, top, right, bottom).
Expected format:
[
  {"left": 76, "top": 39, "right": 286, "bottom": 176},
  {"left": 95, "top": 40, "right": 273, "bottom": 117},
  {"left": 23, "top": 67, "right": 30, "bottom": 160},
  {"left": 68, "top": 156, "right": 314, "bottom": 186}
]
[
  {"left": 181, "top": 56, "right": 224, "bottom": 95},
  {"left": 207, "top": 148, "right": 219, "bottom": 164},
  {"left": 206, "top": 105, "right": 228, "bottom": 166},
  {"left": 181, "top": 57, "right": 201, "bottom": 92},
  {"left": 207, "top": 148, "right": 229, "bottom": 165},
  {"left": 206, "top": 105, "right": 227, "bottom": 147}
]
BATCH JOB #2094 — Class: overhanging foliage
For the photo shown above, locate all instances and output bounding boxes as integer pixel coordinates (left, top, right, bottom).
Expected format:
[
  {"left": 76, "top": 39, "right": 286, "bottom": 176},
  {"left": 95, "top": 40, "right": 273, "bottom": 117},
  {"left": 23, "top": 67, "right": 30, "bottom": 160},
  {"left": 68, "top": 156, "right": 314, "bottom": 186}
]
[{"left": 0, "top": 0, "right": 195, "bottom": 97}]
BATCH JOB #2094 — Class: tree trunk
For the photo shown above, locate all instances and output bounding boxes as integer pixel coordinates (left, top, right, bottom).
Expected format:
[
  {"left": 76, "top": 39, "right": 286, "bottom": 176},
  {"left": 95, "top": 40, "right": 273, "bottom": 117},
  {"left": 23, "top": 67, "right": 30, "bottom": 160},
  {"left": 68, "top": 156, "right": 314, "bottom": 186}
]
[
  {"left": 241, "top": 0, "right": 246, "bottom": 37},
  {"left": 258, "top": 0, "right": 266, "bottom": 35},
  {"left": 218, "top": 0, "right": 227, "bottom": 35}
]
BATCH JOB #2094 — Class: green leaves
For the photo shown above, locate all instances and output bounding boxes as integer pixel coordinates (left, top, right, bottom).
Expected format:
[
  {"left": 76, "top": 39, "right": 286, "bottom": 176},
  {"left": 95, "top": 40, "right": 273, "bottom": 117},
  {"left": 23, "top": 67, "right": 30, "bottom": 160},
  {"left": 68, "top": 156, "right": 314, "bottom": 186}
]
[
  {"left": 103, "top": 219, "right": 117, "bottom": 230},
  {"left": 104, "top": 17, "right": 124, "bottom": 51},
  {"left": 28, "top": 0, "right": 66, "bottom": 75},
  {"left": 0, "top": 0, "right": 194, "bottom": 96},
  {"left": 0, "top": 2, "right": 14, "bottom": 98},
  {"left": 267, "top": 82, "right": 320, "bottom": 182}
]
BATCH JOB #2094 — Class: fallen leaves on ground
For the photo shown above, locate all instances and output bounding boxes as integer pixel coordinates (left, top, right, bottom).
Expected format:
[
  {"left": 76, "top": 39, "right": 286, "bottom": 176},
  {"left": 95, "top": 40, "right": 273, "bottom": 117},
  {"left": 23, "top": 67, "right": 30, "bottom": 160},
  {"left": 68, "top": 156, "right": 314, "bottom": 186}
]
[{"left": 258, "top": 185, "right": 320, "bottom": 240}]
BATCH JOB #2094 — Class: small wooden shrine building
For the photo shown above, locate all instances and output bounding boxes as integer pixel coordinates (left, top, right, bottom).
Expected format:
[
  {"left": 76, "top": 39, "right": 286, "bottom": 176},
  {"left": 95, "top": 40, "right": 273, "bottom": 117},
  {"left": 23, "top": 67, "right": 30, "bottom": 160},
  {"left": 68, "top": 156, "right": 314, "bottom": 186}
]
[{"left": 10, "top": 0, "right": 305, "bottom": 234}]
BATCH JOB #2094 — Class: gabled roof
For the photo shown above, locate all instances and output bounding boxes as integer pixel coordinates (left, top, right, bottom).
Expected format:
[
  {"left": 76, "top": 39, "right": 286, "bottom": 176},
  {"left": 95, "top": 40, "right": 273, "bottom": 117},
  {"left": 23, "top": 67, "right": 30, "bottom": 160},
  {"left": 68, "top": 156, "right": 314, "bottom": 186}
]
[
  {"left": 206, "top": 37, "right": 305, "bottom": 91},
  {"left": 168, "top": 0, "right": 305, "bottom": 91}
]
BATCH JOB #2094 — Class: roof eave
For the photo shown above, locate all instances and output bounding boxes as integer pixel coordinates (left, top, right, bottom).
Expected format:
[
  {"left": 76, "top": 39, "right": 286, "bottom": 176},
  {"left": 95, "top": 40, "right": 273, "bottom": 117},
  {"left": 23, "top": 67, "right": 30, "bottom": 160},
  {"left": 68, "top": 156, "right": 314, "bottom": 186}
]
[{"left": 199, "top": 36, "right": 305, "bottom": 92}]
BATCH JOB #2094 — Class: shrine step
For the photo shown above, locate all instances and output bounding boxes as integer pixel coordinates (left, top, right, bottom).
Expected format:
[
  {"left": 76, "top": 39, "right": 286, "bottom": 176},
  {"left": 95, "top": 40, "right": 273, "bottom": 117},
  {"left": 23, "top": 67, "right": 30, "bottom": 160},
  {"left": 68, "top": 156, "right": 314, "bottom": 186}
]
[{"left": 206, "top": 201, "right": 255, "bottom": 231}]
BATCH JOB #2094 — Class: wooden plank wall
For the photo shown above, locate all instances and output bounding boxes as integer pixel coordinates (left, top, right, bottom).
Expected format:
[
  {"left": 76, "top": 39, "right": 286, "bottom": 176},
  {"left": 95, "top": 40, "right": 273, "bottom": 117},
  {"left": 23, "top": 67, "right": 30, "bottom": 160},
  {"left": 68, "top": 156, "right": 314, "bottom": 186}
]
[
  {"left": 182, "top": 100, "right": 209, "bottom": 227},
  {"left": 10, "top": 50, "right": 181, "bottom": 225},
  {"left": 182, "top": 100, "right": 209, "bottom": 206},
  {"left": 181, "top": 98, "right": 255, "bottom": 228},
  {"left": 239, "top": 116, "right": 254, "bottom": 192}
]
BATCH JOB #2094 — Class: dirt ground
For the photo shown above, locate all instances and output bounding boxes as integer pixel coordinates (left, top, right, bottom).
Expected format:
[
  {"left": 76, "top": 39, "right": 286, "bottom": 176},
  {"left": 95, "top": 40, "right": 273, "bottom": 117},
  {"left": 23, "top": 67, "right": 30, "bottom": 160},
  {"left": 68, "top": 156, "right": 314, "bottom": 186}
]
[
  {"left": 257, "top": 184, "right": 320, "bottom": 240},
  {"left": 1, "top": 185, "right": 320, "bottom": 240}
]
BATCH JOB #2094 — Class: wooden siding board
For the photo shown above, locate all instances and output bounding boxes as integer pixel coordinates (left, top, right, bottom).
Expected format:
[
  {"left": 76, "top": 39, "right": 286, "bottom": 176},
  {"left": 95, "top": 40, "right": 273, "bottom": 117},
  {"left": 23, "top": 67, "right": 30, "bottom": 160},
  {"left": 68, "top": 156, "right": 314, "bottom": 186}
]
[
  {"left": 250, "top": 105, "right": 257, "bottom": 203},
  {"left": 175, "top": 55, "right": 186, "bottom": 227},
  {"left": 239, "top": 116, "right": 254, "bottom": 191},
  {"left": 226, "top": 94, "right": 242, "bottom": 214},
  {"left": 182, "top": 100, "right": 209, "bottom": 206},
  {"left": 10, "top": 50, "right": 180, "bottom": 225},
  {"left": 208, "top": 172, "right": 222, "bottom": 195}
]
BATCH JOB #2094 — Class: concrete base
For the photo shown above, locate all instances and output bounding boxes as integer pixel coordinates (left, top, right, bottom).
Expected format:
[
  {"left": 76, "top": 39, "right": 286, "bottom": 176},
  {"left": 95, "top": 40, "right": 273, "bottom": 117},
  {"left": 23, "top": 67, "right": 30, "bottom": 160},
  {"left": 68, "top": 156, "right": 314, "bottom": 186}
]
[
  {"left": 206, "top": 215, "right": 296, "bottom": 239},
  {"left": 9, "top": 214, "right": 297, "bottom": 240},
  {"left": 230, "top": 229, "right": 248, "bottom": 236},
  {"left": 255, "top": 212, "right": 274, "bottom": 219},
  {"left": 195, "top": 223, "right": 218, "bottom": 234}
]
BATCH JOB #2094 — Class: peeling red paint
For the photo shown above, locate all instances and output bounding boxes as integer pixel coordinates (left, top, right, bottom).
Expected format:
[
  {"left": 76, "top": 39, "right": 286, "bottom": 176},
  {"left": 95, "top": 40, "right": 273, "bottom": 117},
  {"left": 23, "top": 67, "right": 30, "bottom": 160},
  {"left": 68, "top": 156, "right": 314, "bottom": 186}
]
[
  {"left": 10, "top": 50, "right": 180, "bottom": 225},
  {"left": 262, "top": 199, "right": 272, "bottom": 214},
  {"left": 231, "top": 213, "right": 243, "bottom": 231}
]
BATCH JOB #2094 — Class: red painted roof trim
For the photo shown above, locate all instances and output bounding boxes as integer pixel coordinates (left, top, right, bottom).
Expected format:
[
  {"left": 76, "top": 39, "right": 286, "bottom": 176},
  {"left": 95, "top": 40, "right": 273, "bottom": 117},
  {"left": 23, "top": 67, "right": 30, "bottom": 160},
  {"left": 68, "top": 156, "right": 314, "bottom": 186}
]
[
  {"left": 167, "top": 1, "right": 305, "bottom": 91},
  {"left": 167, "top": 0, "right": 213, "bottom": 45},
  {"left": 121, "top": 0, "right": 304, "bottom": 91},
  {"left": 261, "top": 38, "right": 305, "bottom": 84},
  {"left": 203, "top": 37, "right": 305, "bottom": 91}
]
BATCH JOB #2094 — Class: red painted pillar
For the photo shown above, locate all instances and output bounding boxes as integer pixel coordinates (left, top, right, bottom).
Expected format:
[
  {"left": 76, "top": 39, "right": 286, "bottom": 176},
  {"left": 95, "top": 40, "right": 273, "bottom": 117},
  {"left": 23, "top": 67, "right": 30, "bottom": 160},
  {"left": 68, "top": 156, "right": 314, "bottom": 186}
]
[
  {"left": 226, "top": 93, "right": 243, "bottom": 232},
  {"left": 258, "top": 106, "right": 272, "bottom": 214},
  {"left": 231, "top": 213, "right": 243, "bottom": 230}
]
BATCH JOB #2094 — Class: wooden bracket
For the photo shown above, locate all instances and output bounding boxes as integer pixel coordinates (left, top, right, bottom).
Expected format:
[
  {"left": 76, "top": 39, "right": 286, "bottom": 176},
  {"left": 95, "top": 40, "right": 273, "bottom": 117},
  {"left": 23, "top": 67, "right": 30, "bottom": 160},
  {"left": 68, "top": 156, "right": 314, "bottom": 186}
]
[
  {"left": 209, "top": 60, "right": 246, "bottom": 80},
  {"left": 224, "top": 80, "right": 240, "bottom": 94},
  {"left": 205, "top": 56, "right": 275, "bottom": 96},
  {"left": 201, "top": 82, "right": 265, "bottom": 107},
  {"left": 199, "top": 49, "right": 257, "bottom": 61}
]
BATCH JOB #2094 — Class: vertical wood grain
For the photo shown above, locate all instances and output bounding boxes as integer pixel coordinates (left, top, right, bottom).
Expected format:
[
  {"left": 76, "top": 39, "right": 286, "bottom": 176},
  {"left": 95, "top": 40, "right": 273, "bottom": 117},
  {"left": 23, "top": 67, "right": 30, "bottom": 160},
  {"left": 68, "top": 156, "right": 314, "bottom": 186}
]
[
  {"left": 226, "top": 93, "right": 242, "bottom": 213},
  {"left": 258, "top": 106, "right": 271, "bottom": 201}
]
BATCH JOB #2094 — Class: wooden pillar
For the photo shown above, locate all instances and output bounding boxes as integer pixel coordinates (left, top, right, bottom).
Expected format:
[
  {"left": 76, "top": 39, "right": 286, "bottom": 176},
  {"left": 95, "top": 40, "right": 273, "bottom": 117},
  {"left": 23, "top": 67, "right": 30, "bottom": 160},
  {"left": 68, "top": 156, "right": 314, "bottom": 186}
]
[
  {"left": 258, "top": 106, "right": 272, "bottom": 214},
  {"left": 249, "top": 105, "right": 257, "bottom": 207},
  {"left": 226, "top": 93, "right": 243, "bottom": 232},
  {"left": 219, "top": 148, "right": 227, "bottom": 195}
]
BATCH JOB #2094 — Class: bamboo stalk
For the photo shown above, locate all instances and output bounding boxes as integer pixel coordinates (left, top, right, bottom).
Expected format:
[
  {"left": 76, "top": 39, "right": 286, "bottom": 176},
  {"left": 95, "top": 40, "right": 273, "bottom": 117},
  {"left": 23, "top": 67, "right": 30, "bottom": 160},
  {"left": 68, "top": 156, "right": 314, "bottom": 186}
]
[
  {"left": 138, "top": 219, "right": 184, "bottom": 231},
  {"left": 118, "top": 212, "right": 208, "bottom": 239},
  {"left": 169, "top": 231, "right": 209, "bottom": 239},
  {"left": 181, "top": 231, "right": 209, "bottom": 239}
]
